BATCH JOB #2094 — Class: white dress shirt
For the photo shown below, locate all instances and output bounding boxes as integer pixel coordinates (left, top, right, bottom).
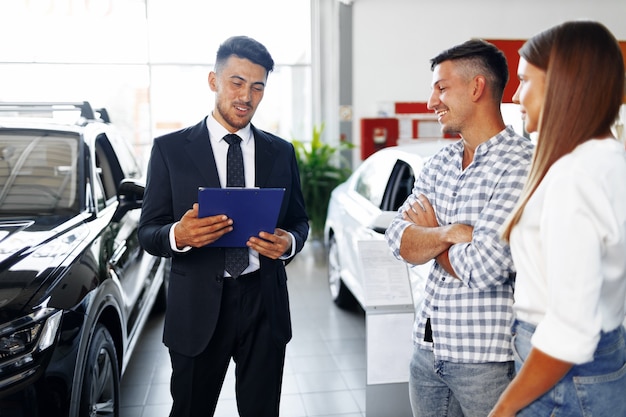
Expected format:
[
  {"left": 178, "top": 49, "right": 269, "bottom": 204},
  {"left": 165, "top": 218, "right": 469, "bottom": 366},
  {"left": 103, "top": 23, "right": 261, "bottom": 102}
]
[
  {"left": 511, "top": 138, "right": 626, "bottom": 364},
  {"left": 206, "top": 114, "right": 256, "bottom": 190}
]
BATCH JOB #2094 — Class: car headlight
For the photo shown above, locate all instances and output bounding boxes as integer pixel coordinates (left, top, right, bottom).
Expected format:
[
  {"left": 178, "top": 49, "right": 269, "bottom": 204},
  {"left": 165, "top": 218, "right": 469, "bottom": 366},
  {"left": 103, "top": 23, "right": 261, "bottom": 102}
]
[{"left": 0, "top": 309, "right": 62, "bottom": 376}]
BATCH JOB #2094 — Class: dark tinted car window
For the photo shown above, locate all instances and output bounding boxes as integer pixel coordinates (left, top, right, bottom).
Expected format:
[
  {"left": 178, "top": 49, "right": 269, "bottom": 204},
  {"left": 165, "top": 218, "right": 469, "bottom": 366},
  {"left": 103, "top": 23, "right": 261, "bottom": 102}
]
[
  {"left": 0, "top": 130, "right": 80, "bottom": 215},
  {"left": 383, "top": 160, "right": 415, "bottom": 212},
  {"left": 106, "top": 132, "right": 141, "bottom": 179},
  {"left": 94, "top": 133, "right": 141, "bottom": 203}
]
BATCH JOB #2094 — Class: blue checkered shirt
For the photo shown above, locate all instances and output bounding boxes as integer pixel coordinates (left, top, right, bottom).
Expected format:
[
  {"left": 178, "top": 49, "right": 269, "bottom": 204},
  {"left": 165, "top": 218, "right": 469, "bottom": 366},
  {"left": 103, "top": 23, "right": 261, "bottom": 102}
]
[{"left": 386, "top": 126, "right": 534, "bottom": 363}]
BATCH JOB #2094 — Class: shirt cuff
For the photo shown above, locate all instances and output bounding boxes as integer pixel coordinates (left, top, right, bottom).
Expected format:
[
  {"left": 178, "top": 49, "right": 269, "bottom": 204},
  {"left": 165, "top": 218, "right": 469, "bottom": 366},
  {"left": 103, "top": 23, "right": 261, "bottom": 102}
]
[
  {"left": 170, "top": 222, "right": 192, "bottom": 253},
  {"left": 447, "top": 243, "right": 467, "bottom": 283},
  {"left": 279, "top": 232, "right": 297, "bottom": 260}
]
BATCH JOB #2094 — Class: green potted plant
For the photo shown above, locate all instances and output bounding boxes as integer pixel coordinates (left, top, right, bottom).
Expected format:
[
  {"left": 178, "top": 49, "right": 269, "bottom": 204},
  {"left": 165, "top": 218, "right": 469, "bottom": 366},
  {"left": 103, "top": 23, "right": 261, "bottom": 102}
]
[{"left": 292, "top": 125, "right": 354, "bottom": 240}]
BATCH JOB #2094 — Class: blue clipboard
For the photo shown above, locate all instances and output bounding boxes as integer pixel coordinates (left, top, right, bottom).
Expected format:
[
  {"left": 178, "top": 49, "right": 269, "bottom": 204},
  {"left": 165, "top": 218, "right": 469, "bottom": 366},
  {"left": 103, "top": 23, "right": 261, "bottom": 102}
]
[{"left": 197, "top": 187, "right": 285, "bottom": 247}]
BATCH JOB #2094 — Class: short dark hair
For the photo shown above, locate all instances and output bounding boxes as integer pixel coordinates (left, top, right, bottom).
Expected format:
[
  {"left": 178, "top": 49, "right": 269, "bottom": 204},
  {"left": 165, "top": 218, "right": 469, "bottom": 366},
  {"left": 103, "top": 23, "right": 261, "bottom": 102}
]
[
  {"left": 430, "top": 39, "right": 509, "bottom": 102},
  {"left": 215, "top": 36, "right": 275, "bottom": 75}
]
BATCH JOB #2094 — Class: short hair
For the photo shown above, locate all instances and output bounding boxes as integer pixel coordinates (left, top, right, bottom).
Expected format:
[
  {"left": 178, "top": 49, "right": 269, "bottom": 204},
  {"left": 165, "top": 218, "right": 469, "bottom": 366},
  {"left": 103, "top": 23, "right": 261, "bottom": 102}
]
[
  {"left": 430, "top": 39, "right": 509, "bottom": 103},
  {"left": 215, "top": 36, "right": 275, "bottom": 75}
]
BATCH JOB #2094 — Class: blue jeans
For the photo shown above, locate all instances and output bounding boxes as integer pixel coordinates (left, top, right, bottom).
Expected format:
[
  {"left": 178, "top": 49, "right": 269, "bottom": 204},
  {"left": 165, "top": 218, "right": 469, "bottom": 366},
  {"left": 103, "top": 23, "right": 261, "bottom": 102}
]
[
  {"left": 409, "top": 345, "right": 514, "bottom": 417},
  {"left": 513, "top": 320, "right": 626, "bottom": 417}
]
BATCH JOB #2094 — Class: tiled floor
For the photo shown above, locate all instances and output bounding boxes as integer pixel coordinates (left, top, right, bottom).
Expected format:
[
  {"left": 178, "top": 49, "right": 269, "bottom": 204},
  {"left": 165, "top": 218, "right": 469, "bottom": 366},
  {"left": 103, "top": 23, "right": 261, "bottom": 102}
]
[{"left": 120, "top": 240, "right": 367, "bottom": 417}]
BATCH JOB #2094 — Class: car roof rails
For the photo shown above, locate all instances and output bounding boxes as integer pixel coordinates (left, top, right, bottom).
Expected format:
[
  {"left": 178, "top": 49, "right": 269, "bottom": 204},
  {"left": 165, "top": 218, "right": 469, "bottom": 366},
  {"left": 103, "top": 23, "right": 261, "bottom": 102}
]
[
  {"left": 0, "top": 101, "right": 110, "bottom": 123},
  {"left": 94, "top": 107, "right": 111, "bottom": 123}
]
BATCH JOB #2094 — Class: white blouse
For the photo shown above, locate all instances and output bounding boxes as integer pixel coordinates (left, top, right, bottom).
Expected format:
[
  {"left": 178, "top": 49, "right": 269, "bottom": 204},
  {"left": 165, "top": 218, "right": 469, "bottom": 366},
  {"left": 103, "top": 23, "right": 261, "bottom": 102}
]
[{"left": 511, "top": 138, "right": 626, "bottom": 364}]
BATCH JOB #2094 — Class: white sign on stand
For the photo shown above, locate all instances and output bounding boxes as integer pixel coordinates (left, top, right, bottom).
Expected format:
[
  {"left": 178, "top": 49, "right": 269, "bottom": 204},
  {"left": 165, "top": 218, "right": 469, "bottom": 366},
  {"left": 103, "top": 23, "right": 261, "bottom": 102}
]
[
  {"left": 358, "top": 240, "right": 413, "bottom": 309},
  {"left": 358, "top": 240, "right": 415, "bottom": 417}
]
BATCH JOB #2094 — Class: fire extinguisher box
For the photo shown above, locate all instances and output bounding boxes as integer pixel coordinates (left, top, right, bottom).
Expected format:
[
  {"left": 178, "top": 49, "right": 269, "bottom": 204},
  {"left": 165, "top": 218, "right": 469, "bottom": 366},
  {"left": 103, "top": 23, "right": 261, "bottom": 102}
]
[{"left": 360, "top": 118, "right": 399, "bottom": 160}]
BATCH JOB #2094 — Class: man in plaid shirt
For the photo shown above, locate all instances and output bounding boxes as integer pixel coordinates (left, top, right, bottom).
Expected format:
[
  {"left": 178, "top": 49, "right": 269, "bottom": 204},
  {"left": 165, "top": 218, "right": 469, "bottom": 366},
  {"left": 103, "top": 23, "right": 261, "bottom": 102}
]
[{"left": 385, "top": 40, "right": 534, "bottom": 417}]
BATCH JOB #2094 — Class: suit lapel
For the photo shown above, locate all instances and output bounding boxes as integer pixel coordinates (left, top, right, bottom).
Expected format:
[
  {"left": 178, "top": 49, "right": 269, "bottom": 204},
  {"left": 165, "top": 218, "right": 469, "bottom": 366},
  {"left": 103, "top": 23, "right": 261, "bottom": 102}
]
[
  {"left": 252, "top": 126, "right": 275, "bottom": 187},
  {"left": 184, "top": 121, "right": 275, "bottom": 188},
  {"left": 185, "top": 119, "right": 221, "bottom": 187}
]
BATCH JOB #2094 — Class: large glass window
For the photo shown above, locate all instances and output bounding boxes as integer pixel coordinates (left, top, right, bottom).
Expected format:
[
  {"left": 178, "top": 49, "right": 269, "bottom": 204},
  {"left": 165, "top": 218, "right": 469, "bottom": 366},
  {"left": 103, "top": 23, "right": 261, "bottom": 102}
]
[{"left": 0, "top": 0, "right": 312, "bottom": 168}]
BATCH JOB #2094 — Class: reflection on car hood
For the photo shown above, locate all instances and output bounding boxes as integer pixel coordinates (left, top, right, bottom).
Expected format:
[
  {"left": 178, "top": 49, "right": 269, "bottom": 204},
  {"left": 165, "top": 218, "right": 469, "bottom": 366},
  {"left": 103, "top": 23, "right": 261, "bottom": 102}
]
[{"left": 0, "top": 216, "right": 89, "bottom": 313}]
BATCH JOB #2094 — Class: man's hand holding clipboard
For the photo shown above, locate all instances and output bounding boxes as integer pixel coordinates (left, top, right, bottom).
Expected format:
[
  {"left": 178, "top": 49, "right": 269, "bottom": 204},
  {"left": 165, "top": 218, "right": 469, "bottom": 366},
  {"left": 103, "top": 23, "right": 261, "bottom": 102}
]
[{"left": 171, "top": 187, "right": 290, "bottom": 259}]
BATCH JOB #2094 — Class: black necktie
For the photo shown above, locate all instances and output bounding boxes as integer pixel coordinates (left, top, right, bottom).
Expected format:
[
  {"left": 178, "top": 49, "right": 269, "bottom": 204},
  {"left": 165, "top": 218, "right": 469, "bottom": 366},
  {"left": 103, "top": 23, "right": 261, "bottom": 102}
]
[{"left": 223, "top": 134, "right": 249, "bottom": 278}]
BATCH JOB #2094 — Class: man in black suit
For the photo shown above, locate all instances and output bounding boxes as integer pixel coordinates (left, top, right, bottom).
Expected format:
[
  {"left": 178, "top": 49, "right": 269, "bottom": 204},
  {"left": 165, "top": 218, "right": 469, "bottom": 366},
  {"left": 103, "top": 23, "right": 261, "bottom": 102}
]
[{"left": 138, "top": 36, "right": 309, "bottom": 417}]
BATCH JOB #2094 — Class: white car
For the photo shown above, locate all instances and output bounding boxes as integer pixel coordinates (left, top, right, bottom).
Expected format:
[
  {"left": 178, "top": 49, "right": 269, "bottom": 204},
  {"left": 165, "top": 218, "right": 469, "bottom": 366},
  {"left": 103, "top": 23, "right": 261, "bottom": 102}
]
[{"left": 323, "top": 138, "right": 453, "bottom": 309}]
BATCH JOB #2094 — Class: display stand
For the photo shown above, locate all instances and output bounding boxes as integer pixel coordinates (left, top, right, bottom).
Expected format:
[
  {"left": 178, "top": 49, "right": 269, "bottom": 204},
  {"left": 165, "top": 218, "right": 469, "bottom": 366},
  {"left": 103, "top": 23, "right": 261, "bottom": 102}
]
[{"left": 358, "top": 240, "right": 415, "bottom": 417}]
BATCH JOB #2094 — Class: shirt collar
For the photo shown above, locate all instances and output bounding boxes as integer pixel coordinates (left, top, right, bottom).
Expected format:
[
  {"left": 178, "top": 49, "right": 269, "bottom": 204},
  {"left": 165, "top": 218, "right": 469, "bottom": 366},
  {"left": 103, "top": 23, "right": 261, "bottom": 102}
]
[
  {"left": 475, "top": 125, "right": 515, "bottom": 157},
  {"left": 206, "top": 112, "right": 253, "bottom": 144}
]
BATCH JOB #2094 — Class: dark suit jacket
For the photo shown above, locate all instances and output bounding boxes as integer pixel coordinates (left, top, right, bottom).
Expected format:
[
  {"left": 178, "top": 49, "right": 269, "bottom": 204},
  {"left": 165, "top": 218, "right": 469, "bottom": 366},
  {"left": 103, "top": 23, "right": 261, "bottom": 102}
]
[{"left": 138, "top": 118, "right": 309, "bottom": 357}]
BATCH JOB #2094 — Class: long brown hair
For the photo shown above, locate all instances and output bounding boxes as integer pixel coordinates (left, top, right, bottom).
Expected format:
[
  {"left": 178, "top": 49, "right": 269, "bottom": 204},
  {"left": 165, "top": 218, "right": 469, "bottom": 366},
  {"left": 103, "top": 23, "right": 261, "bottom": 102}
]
[{"left": 501, "top": 21, "right": 625, "bottom": 241}]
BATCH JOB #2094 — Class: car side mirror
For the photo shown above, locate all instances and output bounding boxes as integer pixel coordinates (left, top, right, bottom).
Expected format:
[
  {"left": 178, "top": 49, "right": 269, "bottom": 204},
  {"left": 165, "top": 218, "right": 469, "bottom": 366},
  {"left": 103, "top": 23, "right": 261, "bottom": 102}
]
[
  {"left": 368, "top": 211, "right": 398, "bottom": 234},
  {"left": 112, "top": 179, "right": 145, "bottom": 222}
]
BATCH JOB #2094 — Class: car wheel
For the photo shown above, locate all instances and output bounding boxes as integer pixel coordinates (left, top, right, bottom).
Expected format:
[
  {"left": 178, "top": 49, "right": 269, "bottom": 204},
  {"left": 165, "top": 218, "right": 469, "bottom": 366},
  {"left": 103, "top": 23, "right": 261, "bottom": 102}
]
[
  {"left": 328, "top": 235, "right": 356, "bottom": 309},
  {"left": 79, "top": 324, "right": 119, "bottom": 417}
]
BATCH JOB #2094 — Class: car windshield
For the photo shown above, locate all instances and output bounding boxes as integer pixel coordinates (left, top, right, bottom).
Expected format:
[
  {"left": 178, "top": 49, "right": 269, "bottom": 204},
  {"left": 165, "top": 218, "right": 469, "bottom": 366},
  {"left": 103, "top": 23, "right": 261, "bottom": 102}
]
[{"left": 0, "top": 131, "right": 80, "bottom": 216}]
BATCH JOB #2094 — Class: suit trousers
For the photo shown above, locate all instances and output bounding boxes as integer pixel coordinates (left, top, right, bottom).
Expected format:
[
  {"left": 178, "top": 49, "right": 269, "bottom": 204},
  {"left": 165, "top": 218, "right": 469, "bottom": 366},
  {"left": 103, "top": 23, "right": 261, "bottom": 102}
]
[{"left": 168, "top": 270, "right": 286, "bottom": 417}]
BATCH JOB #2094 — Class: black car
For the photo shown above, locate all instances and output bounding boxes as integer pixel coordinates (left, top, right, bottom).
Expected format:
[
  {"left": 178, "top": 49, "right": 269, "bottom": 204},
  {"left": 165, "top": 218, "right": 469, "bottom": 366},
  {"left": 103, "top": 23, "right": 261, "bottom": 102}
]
[{"left": 0, "top": 102, "right": 167, "bottom": 417}]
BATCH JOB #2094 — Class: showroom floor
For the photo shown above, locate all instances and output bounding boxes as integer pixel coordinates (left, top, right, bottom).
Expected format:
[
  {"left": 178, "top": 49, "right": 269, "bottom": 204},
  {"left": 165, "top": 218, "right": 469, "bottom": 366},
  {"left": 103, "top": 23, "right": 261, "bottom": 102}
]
[{"left": 119, "top": 241, "right": 368, "bottom": 417}]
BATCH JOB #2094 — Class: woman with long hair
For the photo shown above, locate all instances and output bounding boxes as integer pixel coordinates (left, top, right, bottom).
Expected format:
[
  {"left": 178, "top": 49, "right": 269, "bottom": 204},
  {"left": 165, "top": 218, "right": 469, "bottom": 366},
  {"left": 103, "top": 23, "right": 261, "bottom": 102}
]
[{"left": 490, "top": 20, "right": 626, "bottom": 416}]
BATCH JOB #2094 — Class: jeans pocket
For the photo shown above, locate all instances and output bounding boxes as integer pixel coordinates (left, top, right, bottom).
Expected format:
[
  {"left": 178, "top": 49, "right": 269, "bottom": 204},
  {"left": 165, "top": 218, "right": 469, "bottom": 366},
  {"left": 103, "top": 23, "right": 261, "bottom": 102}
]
[
  {"left": 511, "top": 330, "right": 533, "bottom": 375},
  {"left": 573, "top": 360, "right": 626, "bottom": 417}
]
